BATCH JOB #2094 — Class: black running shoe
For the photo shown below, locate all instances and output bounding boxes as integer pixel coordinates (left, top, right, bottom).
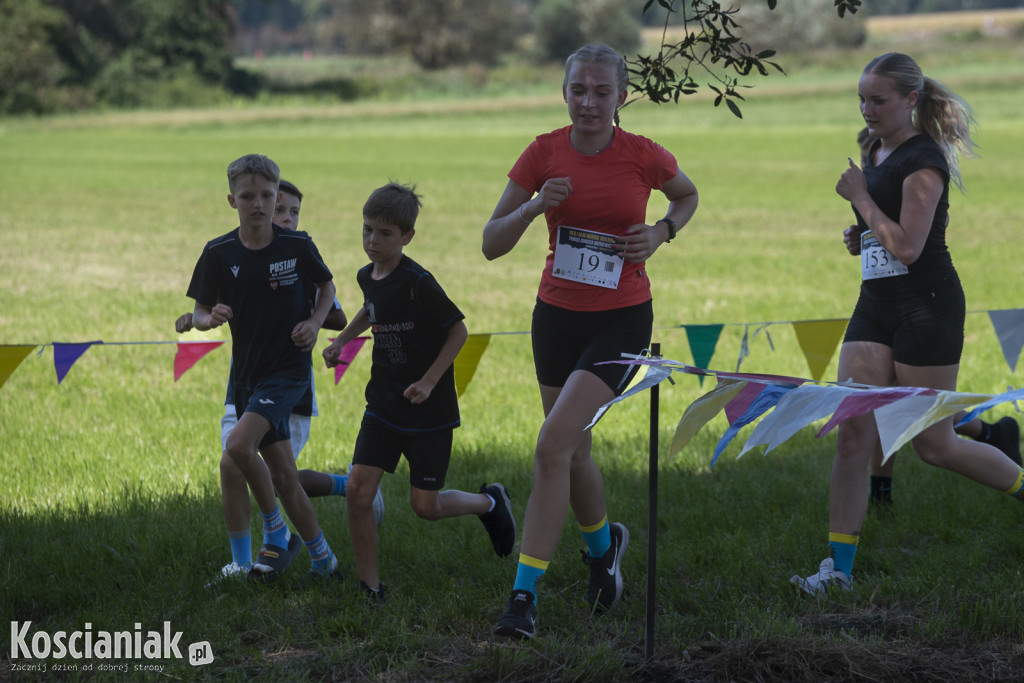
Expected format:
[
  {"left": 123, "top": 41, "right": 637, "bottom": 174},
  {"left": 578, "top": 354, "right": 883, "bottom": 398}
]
[
  {"left": 994, "top": 416, "right": 1022, "bottom": 466},
  {"left": 581, "top": 521, "right": 629, "bottom": 614},
  {"left": 359, "top": 580, "right": 388, "bottom": 605},
  {"left": 493, "top": 589, "right": 537, "bottom": 639},
  {"left": 478, "top": 483, "right": 516, "bottom": 557}
]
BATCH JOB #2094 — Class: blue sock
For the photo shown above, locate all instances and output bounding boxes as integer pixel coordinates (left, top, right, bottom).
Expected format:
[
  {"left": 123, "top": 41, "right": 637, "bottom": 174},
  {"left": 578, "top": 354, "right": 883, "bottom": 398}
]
[
  {"left": 305, "top": 531, "right": 336, "bottom": 575},
  {"left": 512, "top": 554, "right": 549, "bottom": 598},
  {"left": 828, "top": 532, "right": 859, "bottom": 577},
  {"left": 261, "top": 507, "right": 290, "bottom": 548},
  {"left": 580, "top": 516, "right": 611, "bottom": 558},
  {"left": 329, "top": 474, "right": 347, "bottom": 496},
  {"left": 228, "top": 529, "right": 252, "bottom": 568}
]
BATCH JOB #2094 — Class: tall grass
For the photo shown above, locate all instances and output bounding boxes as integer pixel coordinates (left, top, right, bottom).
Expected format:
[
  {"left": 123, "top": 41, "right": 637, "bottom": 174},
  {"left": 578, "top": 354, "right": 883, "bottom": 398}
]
[{"left": 1, "top": 39, "right": 1023, "bottom": 681}]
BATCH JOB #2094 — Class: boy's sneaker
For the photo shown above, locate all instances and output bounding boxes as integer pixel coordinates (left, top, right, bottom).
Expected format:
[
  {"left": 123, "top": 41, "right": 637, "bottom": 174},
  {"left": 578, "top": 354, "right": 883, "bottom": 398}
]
[
  {"left": 205, "top": 561, "right": 249, "bottom": 588},
  {"left": 359, "top": 580, "right": 388, "bottom": 605},
  {"left": 581, "top": 521, "right": 629, "bottom": 614},
  {"left": 994, "top": 416, "right": 1022, "bottom": 466},
  {"left": 478, "top": 483, "right": 516, "bottom": 557},
  {"left": 493, "top": 589, "right": 537, "bottom": 639},
  {"left": 789, "top": 558, "right": 853, "bottom": 596}
]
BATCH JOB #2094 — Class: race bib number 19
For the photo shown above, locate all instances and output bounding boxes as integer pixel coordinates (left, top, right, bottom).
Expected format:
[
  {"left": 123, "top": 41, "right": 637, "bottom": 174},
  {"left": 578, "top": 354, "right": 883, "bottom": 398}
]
[
  {"left": 860, "top": 230, "right": 908, "bottom": 280},
  {"left": 551, "top": 225, "right": 623, "bottom": 290}
]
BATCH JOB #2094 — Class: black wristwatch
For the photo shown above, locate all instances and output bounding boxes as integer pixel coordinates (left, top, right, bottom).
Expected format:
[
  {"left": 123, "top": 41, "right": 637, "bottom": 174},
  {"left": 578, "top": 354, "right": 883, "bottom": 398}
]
[{"left": 657, "top": 217, "right": 677, "bottom": 242}]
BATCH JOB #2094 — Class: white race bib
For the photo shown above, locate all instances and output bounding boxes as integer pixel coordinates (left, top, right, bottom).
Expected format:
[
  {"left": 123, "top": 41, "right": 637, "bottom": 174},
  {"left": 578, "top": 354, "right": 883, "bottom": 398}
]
[
  {"left": 860, "top": 230, "right": 908, "bottom": 280},
  {"left": 551, "top": 225, "right": 624, "bottom": 290}
]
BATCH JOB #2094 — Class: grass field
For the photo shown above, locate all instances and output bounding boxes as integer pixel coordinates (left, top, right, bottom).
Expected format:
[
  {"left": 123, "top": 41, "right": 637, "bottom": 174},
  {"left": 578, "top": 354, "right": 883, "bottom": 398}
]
[{"left": 2, "top": 22, "right": 1024, "bottom": 682}]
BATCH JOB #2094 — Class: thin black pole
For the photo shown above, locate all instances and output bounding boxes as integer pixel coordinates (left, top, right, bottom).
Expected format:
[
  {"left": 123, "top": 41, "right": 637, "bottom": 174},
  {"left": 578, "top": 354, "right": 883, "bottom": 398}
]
[{"left": 645, "top": 342, "right": 660, "bottom": 660}]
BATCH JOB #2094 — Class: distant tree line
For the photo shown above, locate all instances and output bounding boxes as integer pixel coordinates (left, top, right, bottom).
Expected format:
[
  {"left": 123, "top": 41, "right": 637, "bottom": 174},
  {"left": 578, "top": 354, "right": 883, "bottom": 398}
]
[{"left": 1, "top": 0, "right": 1019, "bottom": 115}]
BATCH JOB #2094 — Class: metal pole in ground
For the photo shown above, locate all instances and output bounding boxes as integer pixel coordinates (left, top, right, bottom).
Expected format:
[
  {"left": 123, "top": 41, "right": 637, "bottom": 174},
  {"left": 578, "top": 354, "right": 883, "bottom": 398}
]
[{"left": 645, "top": 342, "right": 660, "bottom": 660}]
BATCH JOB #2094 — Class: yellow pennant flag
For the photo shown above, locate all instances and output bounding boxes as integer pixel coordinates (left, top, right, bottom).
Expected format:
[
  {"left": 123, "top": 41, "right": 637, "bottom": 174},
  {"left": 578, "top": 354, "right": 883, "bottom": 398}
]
[
  {"left": 0, "top": 345, "right": 36, "bottom": 390},
  {"left": 792, "top": 319, "right": 848, "bottom": 381},
  {"left": 454, "top": 334, "right": 491, "bottom": 398},
  {"left": 669, "top": 378, "right": 746, "bottom": 458}
]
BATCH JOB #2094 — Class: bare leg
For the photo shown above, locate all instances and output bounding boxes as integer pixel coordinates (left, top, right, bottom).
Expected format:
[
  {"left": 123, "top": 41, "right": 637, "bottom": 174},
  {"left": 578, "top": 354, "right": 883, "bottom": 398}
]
[{"left": 348, "top": 464, "right": 385, "bottom": 588}]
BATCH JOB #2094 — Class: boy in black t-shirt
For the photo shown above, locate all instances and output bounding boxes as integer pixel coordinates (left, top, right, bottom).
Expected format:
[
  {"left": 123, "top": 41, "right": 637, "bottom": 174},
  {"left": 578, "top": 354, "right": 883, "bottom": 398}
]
[
  {"left": 323, "top": 182, "right": 516, "bottom": 601},
  {"left": 188, "top": 154, "right": 342, "bottom": 583}
]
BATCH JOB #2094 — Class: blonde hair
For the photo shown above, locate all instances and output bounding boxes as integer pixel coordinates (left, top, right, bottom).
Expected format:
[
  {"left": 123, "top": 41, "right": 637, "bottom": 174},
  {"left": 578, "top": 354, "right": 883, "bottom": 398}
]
[
  {"left": 864, "top": 53, "right": 977, "bottom": 191},
  {"left": 227, "top": 154, "right": 280, "bottom": 192},
  {"left": 564, "top": 44, "right": 628, "bottom": 126}
]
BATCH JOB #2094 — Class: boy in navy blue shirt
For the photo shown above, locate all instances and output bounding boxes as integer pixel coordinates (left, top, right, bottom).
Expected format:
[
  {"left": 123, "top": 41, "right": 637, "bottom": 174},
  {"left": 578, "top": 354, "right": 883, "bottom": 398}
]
[
  {"left": 188, "top": 154, "right": 342, "bottom": 581},
  {"left": 323, "top": 182, "right": 516, "bottom": 601}
]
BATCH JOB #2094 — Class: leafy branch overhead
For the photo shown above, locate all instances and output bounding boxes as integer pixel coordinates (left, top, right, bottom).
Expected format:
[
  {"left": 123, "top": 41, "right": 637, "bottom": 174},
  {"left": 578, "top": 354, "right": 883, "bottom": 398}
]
[{"left": 629, "top": 0, "right": 862, "bottom": 118}]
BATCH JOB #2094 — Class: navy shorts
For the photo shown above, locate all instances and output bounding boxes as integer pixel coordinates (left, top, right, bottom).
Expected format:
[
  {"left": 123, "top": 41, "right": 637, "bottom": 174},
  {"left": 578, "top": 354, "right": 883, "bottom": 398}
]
[
  {"left": 235, "top": 375, "right": 309, "bottom": 450},
  {"left": 531, "top": 298, "right": 653, "bottom": 395},
  {"left": 844, "top": 278, "right": 965, "bottom": 367},
  {"left": 352, "top": 415, "right": 453, "bottom": 491}
]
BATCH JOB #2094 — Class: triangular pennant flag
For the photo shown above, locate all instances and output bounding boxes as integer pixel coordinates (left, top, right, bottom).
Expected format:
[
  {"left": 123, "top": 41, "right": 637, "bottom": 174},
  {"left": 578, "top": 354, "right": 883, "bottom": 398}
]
[
  {"left": 333, "top": 337, "right": 368, "bottom": 385},
  {"left": 987, "top": 308, "right": 1024, "bottom": 373},
  {"left": 53, "top": 341, "right": 103, "bottom": 384},
  {"left": 958, "top": 387, "right": 1024, "bottom": 426},
  {"left": 792, "top": 319, "right": 848, "bottom": 381},
  {"left": 815, "top": 385, "right": 934, "bottom": 437},
  {"left": 454, "top": 334, "right": 491, "bottom": 397},
  {"left": 0, "top": 345, "right": 36, "bottom": 390},
  {"left": 712, "top": 383, "right": 796, "bottom": 466},
  {"left": 174, "top": 341, "right": 225, "bottom": 382},
  {"left": 684, "top": 324, "right": 723, "bottom": 386},
  {"left": 876, "top": 390, "right": 989, "bottom": 461},
  {"left": 669, "top": 378, "right": 746, "bottom": 458},
  {"left": 587, "top": 362, "right": 673, "bottom": 429},
  {"left": 739, "top": 383, "right": 858, "bottom": 457}
]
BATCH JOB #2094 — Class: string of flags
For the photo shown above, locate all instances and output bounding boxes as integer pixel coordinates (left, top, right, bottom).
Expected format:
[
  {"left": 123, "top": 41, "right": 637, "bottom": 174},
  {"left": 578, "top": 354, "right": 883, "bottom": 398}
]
[
  {"left": 588, "top": 357, "right": 1024, "bottom": 467},
  {"left": 2, "top": 308, "right": 1022, "bottom": 398}
]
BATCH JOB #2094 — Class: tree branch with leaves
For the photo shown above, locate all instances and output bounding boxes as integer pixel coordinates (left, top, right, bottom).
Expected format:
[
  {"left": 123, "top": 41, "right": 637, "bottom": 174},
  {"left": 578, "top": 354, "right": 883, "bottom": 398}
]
[{"left": 628, "top": 0, "right": 862, "bottom": 118}]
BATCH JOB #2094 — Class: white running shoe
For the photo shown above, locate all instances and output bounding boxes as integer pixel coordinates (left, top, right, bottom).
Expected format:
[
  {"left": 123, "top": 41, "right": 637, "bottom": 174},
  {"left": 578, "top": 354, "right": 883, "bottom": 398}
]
[
  {"left": 205, "top": 561, "right": 250, "bottom": 588},
  {"left": 790, "top": 558, "right": 852, "bottom": 596}
]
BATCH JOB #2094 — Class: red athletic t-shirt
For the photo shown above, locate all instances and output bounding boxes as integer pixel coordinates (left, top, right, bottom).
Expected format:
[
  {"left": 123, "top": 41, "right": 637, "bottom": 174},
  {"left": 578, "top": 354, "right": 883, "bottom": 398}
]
[{"left": 508, "top": 125, "right": 678, "bottom": 312}]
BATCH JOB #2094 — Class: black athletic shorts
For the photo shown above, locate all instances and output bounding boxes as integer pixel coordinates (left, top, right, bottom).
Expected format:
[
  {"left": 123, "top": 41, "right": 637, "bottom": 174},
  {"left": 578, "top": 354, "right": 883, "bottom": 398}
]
[
  {"left": 352, "top": 415, "right": 453, "bottom": 491},
  {"left": 531, "top": 298, "right": 653, "bottom": 395},
  {"left": 844, "top": 276, "right": 965, "bottom": 367}
]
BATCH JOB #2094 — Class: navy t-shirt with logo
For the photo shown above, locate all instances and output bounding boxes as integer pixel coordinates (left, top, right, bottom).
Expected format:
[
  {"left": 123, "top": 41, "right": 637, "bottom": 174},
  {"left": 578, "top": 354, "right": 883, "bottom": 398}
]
[{"left": 187, "top": 225, "right": 333, "bottom": 398}]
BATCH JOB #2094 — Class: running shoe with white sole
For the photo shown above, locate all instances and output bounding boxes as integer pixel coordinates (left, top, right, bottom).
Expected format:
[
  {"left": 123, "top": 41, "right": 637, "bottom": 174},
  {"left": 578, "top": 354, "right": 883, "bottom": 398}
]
[
  {"left": 493, "top": 589, "right": 537, "bottom": 639},
  {"left": 790, "top": 557, "right": 853, "bottom": 596},
  {"left": 581, "top": 521, "right": 629, "bottom": 614}
]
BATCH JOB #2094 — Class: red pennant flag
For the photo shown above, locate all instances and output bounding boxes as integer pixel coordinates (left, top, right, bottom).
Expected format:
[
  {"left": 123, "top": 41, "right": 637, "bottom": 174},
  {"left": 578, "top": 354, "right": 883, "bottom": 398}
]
[{"left": 174, "top": 341, "right": 225, "bottom": 382}]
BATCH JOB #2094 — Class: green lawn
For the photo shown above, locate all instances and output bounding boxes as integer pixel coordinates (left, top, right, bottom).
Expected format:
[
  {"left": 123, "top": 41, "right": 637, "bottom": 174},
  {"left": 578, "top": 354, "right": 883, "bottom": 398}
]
[{"left": 1, "top": 38, "right": 1023, "bottom": 681}]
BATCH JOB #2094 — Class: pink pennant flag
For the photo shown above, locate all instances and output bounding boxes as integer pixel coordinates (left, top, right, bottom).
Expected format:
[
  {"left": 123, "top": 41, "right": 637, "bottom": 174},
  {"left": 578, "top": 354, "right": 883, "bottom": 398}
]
[
  {"left": 723, "top": 374, "right": 804, "bottom": 425},
  {"left": 174, "top": 341, "right": 225, "bottom": 382},
  {"left": 333, "top": 337, "right": 368, "bottom": 385},
  {"left": 53, "top": 341, "right": 103, "bottom": 384},
  {"left": 815, "top": 385, "right": 935, "bottom": 437}
]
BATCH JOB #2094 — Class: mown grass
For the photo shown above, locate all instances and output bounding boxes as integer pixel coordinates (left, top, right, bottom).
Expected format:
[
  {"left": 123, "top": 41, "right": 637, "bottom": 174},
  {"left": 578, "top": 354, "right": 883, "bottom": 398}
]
[{"left": 2, "top": 30, "right": 1024, "bottom": 682}]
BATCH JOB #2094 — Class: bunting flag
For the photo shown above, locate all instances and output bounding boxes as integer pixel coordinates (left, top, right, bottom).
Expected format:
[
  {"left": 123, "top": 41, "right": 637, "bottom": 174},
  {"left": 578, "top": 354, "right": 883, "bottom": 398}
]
[
  {"left": 455, "top": 334, "right": 491, "bottom": 398},
  {"left": 988, "top": 308, "right": 1024, "bottom": 372},
  {"left": 724, "top": 372, "right": 806, "bottom": 424},
  {"left": 332, "top": 337, "right": 368, "bottom": 385},
  {"left": 738, "top": 383, "right": 858, "bottom": 457},
  {"left": 669, "top": 376, "right": 746, "bottom": 457},
  {"left": 683, "top": 324, "right": 722, "bottom": 386},
  {"left": 0, "top": 345, "right": 36, "bottom": 390},
  {"left": 174, "top": 341, "right": 225, "bottom": 382},
  {"left": 791, "top": 319, "right": 848, "bottom": 381},
  {"left": 874, "top": 390, "right": 990, "bottom": 461},
  {"left": 586, "top": 361, "right": 674, "bottom": 429},
  {"left": 958, "top": 387, "right": 1024, "bottom": 426},
  {"left": 712, "top": 383, "right": 798, "bottom": 466},
  {"left": 53, "top": 341, "right": 103, "bottom": 384},
  {"left": 588, "top": 358, "right": 1023, "bottom": 467}
]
